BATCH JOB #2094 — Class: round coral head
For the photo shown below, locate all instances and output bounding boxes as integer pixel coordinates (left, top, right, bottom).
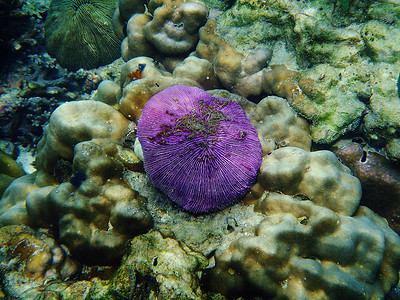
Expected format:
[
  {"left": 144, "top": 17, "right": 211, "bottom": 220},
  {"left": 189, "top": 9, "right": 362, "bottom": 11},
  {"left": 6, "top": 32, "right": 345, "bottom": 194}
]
[{"left": 137, "top": 85, "right": 262, "bottom": 213}]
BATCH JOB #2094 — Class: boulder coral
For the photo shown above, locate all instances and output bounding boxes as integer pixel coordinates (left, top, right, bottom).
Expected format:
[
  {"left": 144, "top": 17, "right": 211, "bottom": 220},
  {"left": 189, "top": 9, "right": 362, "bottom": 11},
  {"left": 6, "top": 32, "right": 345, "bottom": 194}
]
[
  {"left": 117, "top": 56, "right": 217, "bottom": 122},
  {"left": 35, "top": 100, "right": 130, "bottom": 172},
  {"left": 0, "top": 101, "right": 152, "bottom": 264},
  {"left": 259, "top": 147, "right": 362, "bottom": 216},
  {"left": 249, "top": 96, "right": 311, "bottom": 156},
  {"left": 208, "top": 193, "right": 400, "bottom": 299},
  {"left": 45, "top": 0, "right": 121, "bottom": 70},
  {"left": 195, "top": 19, "right": 273, "bottom": 98},
  {"left": 0, "top": 150, "right": 25, "bottom": 197},
  {"left": 30, "top": 141, "right": 153, "bottom": 264},
  {"left": 137, "top": 85, "right": 262, "bottom": 213},
  {"left": 119, "top": 0, "right": 208, "bottom": 69}
]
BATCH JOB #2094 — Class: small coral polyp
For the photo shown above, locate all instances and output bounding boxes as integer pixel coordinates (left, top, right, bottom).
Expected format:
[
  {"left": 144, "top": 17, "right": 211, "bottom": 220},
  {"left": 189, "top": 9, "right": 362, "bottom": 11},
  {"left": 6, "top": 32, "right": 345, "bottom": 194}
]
[{"left": 137, "top": 85, "right": 262, "bottom": 213}]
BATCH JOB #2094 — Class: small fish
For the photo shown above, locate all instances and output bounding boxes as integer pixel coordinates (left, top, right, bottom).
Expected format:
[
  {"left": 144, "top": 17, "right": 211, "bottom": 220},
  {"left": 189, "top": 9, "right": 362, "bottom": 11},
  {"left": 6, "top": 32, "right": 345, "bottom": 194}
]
[
  {"left": 70, "top": 171, "right": 86, "bottom": 188},
  {"left": 127, "top": 63, "right": 146, "bottom": 81}
]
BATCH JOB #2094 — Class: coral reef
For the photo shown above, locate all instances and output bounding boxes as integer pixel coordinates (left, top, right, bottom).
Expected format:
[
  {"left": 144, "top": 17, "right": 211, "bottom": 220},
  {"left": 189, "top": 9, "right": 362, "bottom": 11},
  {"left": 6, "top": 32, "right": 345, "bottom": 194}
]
[
  {"left": 45, "top": 0, "right": 121, "bottom": 70},
  {"left": 2, "top": 0, "right": 400, "bottom": 296},
  {"left": 0, "top": 226, "right": 134, "bottom": 299},
  {"left": 259, "top": 147, "right": 362, "bottom": 216},
  {"left": 0, "top": 0, "right": 48, "bottom": 66},
  {"left": 262, "top": 64, "right": 366, "bottom": 144},
  {"left": 1, "top": 73, "right": 399, "bottom": 297},
  {"left": 137, "top": 85, "right": 262, "bottom": 213},
  {"left": 110, "top": 230, "right": 208, "bottom": 299},
  {"left": 1, "top": 100, "right": 153, "bottom": 264},
  {"left": 0, "top": 150, "right": 25, "bottom": 197},
  {"left": 118, "top": 0, "right": 208, "bottom": 70},
  {"left": 117, "top": 56, "right": 215, "bottom": 122},
  {"left": 334, "top": 142, "right": 400, "bottom": 234},
  {"left": 196, "top": 19, "right": 273, "bottom": 98},
  {"left": 249, "top": 95, "right": 311, "bottom": 156},
  {"left": 0, "top": 225, "right": 79, "bottom": 297},
  {"left": 32, "top": 141, "right": 152, "bottom": 264},
  {"left": 207, "top": 193, "right": 400, "bottom": 299},
  {"left": 0, "top": 54, "right": 109, "bottom": 148},
  {"left": 212, "top": 0, "right": 400, "bottom": 155}
]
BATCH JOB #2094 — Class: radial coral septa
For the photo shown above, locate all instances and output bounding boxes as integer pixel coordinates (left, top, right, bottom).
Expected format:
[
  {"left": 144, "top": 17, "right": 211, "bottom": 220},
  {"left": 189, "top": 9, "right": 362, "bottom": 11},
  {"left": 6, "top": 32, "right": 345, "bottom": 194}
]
[{"left": 137, "top": 85, "right": 262, "bottom": 213}]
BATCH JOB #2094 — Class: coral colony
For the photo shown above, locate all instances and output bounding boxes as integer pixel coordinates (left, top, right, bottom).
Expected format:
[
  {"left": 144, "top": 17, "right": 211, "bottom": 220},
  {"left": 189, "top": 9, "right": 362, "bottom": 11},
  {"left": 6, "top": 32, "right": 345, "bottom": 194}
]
[{"left": 137, "top": 85, "right": 262, "bottom": 213}]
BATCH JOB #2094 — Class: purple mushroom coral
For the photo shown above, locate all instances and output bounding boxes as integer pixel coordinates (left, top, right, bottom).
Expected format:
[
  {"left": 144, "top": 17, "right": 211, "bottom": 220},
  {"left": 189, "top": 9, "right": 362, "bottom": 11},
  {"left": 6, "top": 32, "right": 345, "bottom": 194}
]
[{"left": 137, "top": 85, "right": 262, "bottom": 213}]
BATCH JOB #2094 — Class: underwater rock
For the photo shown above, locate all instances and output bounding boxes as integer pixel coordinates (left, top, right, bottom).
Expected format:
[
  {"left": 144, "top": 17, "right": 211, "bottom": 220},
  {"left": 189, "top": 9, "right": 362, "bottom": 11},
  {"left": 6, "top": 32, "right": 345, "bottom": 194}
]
[
  {"left": 0, "top": 54, "right": 106, "bottom": 148},
  {"left": 207, "top": 193, "right": 400, "bottom": 299},
  {"left": 334, "top": 142, "right": 400, "bottom": 233},
  {"left": 137, "top": 85, "right": 262, "bottom": 213},
  {"left": 361, "top": 20, "right": 400, "bottom": 63},
  {"left": 45, "top": 0, "right": 121, "bottom": 70},
  {"left": 361, "top": 62, "right": 400, "bottom": 151},
  {"left": 106, "top": 230, "right": 208, "bottom": 299},
  {"left": 215, "top": 0, "right": 366, "bottom": 67},
  {"left": 262, "top": 64, "right": 366, "bottom": 144},
  {"left": 387, "top": 138, "right": 400, "bottom": 163},
  {"left": 0, "top": 225, "right": 80, "bottom": 298},
  {"left": 0, "top": 0, "right": 47, "bottom": 66},
  {"left": 259, "top": 147, "right": 362, "bottom": 216}
]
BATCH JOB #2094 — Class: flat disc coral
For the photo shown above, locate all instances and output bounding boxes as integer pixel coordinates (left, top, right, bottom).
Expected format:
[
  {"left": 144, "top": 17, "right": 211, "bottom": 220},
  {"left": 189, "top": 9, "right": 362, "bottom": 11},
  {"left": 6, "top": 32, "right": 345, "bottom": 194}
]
[
  {"left": 137, "top": 85, "right": 262, "bottom": 213},
  {"left": 45, "top": 0, "right": 121, "bottom": 70}
]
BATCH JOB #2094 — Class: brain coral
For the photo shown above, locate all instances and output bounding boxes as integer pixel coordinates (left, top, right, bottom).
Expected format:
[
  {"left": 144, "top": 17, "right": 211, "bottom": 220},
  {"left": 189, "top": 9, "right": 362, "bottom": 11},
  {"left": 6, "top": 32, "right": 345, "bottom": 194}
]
[
  {"left": 45, "top": 0, "right": 121, "bottom": 70},
  {"left": 137, "top": 85, "right": 262, "bottom": 213}
]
